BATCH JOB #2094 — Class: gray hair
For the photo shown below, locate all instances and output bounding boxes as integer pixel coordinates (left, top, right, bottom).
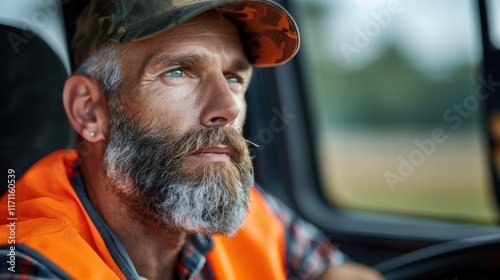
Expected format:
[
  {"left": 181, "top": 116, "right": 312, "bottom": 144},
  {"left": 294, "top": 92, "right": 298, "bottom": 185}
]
[{"left": 74, "top": 42, "right": 123, "bottom": 96}]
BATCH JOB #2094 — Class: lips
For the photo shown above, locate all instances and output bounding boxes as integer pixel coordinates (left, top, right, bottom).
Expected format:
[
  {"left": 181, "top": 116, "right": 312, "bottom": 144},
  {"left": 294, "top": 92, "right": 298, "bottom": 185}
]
[{"left": 187, "top": 145, "right": 234, "bottom": 162}]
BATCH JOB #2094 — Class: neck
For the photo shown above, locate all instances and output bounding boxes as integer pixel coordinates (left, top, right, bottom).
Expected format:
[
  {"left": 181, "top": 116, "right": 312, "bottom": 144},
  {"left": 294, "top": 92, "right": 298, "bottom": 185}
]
[{"left": 79, "top": 146, "right": 185, "bottom": 280}]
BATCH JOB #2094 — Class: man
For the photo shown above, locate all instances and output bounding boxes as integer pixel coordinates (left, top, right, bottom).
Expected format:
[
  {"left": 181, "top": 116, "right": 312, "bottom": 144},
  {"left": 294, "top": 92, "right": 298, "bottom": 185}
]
[{"left": 0, "top": 0, "right": 383, "bottom": 279}]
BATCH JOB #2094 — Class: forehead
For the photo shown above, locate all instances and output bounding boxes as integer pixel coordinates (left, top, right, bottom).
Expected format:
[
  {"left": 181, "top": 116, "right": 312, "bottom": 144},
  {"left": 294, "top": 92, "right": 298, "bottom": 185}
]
[{"left": 119, "top": 11, "right": 250, "bottom": 77}]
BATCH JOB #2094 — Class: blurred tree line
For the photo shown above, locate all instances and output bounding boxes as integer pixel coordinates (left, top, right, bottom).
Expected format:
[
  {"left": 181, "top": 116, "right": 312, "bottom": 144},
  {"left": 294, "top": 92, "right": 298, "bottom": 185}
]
[
  {"left": 309, "top": 46, "right": 478, "bottom": 129},
  {"left": 294, "top": 0, "right": 479, "bottom": 130}
]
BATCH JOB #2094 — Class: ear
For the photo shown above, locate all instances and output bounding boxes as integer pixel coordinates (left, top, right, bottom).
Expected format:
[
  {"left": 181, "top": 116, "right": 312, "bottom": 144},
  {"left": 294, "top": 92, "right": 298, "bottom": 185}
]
[{"left": 63, "top": 74, "right": 108, "bottom": 142}]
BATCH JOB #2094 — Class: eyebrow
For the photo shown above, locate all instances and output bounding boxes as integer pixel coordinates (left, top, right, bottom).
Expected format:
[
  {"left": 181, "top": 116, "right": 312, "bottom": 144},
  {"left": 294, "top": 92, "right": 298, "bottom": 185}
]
[
  {"left": 140, "top": 52, "right": 252, "bottom": 74},
  {"left": 230, "top": 59, "right": 252, "bottom": 72}
]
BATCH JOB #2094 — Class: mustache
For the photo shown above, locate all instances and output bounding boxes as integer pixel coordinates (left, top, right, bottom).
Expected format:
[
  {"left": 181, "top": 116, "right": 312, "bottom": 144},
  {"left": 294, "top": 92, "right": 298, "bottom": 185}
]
[
  {"left": 110, "top": 123, "right": 252, "bottom": 175},
  {"left": 162, "top": 127, "right": 250, "bottom": 164}
]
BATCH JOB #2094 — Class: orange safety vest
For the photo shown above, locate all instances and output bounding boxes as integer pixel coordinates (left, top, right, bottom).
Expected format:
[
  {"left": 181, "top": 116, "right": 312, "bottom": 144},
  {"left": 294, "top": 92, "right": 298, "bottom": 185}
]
[{"left": 0, "top": 150, "right": 287, "bottom": 279}]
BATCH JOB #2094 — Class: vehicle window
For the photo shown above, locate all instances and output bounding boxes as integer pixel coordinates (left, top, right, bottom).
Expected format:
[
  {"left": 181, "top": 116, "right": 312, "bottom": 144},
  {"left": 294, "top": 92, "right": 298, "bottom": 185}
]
[
  {"left": 289, "top": 0, "right": 499, "bottom": 224},
  {"left": 487, "top": 0, "right": 500, "bottom": 49}
]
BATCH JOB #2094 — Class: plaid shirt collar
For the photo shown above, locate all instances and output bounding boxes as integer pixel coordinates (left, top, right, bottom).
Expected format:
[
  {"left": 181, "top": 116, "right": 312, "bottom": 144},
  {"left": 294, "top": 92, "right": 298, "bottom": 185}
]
[
  {"left": 177, "top": 235, "right": 214, "bottom": 279},
  {"left": 176, "top": 239, "right": 207, "bottom": 279}
]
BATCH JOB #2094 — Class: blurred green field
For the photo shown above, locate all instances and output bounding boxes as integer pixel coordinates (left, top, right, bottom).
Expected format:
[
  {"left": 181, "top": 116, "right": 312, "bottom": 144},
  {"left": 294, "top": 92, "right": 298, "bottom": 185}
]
[{"left": 319, "top": 129, "right": 499, "bottom": 225}]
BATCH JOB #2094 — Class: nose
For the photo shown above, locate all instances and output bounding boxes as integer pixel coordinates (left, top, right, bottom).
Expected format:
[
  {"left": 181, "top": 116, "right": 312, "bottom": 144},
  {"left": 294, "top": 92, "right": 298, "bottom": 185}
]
[{"left": 200, "top": 74, "right": 241, "bottom": 127}]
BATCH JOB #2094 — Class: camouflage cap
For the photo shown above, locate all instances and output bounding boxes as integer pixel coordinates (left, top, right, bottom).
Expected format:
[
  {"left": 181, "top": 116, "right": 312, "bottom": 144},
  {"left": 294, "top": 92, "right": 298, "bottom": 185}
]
[{"left": 72, "top": 0, "right": 300, "bottom": 68}]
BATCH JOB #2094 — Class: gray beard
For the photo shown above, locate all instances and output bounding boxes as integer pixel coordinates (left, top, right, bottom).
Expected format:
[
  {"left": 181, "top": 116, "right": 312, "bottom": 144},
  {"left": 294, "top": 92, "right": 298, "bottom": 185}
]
[{"left": 103, "top": 109, "right": 253, "bottom": 236}]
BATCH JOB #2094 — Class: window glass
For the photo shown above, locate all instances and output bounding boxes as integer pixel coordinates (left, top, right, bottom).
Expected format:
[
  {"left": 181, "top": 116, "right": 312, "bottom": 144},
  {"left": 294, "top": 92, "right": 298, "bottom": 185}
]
[
  {"left": 289, "top": 0, "right": 499, "bottom": 224},
  {"left": 487, "top": 0, "right": 500, "bottom": 49}
]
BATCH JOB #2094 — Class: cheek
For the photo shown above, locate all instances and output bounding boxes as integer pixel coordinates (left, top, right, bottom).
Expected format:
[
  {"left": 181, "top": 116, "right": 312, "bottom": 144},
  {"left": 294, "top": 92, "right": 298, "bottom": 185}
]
[
  {"left": 234, "top": 99, "right": 247, "bottom": 128},
  {"left": 120, "top": 84, "right": 201, "bottom": 131}
]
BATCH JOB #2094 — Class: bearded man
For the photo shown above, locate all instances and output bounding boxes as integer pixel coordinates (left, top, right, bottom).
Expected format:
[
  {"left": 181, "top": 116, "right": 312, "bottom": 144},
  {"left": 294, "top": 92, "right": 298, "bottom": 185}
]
[{"left": 0, "top": 0, "right": 382, "bottom": 279}]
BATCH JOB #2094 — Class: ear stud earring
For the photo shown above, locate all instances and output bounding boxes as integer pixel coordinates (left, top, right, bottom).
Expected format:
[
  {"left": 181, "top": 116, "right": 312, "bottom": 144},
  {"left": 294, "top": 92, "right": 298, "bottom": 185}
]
[{"left": 89, "top": 131, "right": 95, "bottom": 137}]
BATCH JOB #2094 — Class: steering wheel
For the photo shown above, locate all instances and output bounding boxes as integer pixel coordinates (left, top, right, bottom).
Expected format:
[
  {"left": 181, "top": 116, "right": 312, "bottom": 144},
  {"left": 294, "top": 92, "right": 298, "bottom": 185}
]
[{"left": 374, "top": 233, "right": 500, "bottom": 280}]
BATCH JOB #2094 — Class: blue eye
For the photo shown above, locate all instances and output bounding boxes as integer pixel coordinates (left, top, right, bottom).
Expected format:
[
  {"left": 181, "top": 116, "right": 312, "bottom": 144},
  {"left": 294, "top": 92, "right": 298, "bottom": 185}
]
[
  {"left": 226, "top": 77, "right": 240, "bottom": 83},
  {"left": 166, "top": 69, "right": 184, "bottom": 77}
]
